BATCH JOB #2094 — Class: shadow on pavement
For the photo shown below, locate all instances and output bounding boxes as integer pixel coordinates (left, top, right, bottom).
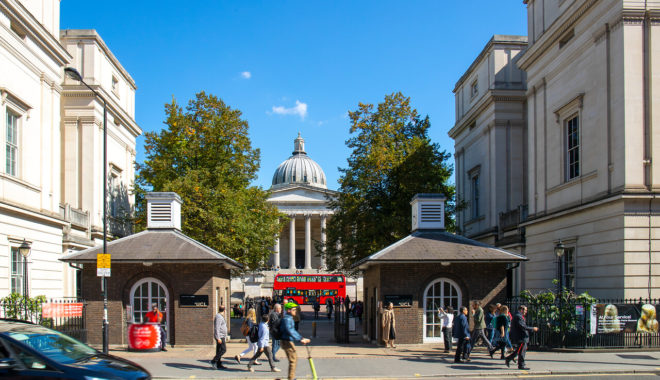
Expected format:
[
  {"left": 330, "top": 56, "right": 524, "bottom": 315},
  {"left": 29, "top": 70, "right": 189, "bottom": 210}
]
[{"left": 164, "top": 362, "right": 220, "bottom": 371}]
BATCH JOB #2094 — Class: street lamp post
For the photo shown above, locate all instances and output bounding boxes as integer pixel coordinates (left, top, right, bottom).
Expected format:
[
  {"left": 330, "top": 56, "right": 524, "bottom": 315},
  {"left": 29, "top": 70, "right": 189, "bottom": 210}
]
[
  {"left": 64, "top": 67, "right": 109, "bottom": 354},
  {"left": 18, "top": 239, "right": 31, "bottom": 319},
  {"left": 554, "top": 240, "right": 565, "bottom": 346}
]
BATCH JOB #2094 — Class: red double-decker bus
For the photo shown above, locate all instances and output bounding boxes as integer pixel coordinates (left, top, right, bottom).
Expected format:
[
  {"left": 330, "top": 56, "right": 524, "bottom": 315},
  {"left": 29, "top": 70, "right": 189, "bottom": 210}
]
[{"left": 273, "top": 273, "right": 346, "bottom": 305}]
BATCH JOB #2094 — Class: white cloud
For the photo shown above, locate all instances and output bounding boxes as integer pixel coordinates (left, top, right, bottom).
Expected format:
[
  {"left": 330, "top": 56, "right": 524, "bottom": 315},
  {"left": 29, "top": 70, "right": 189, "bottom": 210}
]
[
  {"left": 240, "top": 71, "right": 251, "bottom": 79},
  {"left": 272, "top": 100, "right": 308, "bottom": 119}
]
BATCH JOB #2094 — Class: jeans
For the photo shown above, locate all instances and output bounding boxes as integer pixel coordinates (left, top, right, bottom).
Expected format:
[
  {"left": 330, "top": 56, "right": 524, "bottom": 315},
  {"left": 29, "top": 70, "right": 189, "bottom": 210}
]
[{"left": 272, "top": 339, "right": 280, "bottom": 359}]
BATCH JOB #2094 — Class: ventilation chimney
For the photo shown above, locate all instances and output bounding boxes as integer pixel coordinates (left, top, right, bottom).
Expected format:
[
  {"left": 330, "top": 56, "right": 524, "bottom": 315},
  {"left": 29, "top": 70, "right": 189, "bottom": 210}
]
[
  {"left": 411, "top": 193, "right": 446, "bottom": 232},
  {"left": 146, "top": 192, "right": 182, "bottom": 230}
]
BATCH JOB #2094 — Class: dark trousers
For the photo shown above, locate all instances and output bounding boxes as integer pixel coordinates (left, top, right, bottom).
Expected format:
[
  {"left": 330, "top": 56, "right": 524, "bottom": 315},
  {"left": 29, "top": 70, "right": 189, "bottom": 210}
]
[
  {"left": 248, "top": 346, "right": 275, "bottom": 369},
  {"left": 212, "top": 338, "right": 227, "bottom": 365},
  {"left": 160, "top": 326, "right": 167, "bottom": 350},
  {"left": 442, "top": 326, "right": 452, "bottom": 352},
  {"left": 471, "top": 328, "right": 494, "bottom": 350},
  {"left": 506, "top": 340, "right": 528, "bottom": 368},
  {"left": 454, "top": 338, "right": 471, "bottom": 361}
]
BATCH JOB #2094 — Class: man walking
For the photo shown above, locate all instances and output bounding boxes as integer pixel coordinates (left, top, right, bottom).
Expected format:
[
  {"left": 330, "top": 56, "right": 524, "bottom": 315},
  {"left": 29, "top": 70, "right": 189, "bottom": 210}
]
[
  {"left": 471, "top": 301, "right": 496, "bottom": 356},
  {"left": 438, "top": 306, "right": 454, "bottom": 353},
  {"left": 268, "top": 303, "right": 283, "bottom": 362},
  {"left": 210, "top": 305, "right": 228, "bottom": 370},
  {"left": 505, "top": 305, "right": 538, "bottom": 370},
  {"left": 280, "top": 302, "right": 311, "bottom": 380},
  {"left": 453, "top": 306, "right": 471, "bottom": 363}
]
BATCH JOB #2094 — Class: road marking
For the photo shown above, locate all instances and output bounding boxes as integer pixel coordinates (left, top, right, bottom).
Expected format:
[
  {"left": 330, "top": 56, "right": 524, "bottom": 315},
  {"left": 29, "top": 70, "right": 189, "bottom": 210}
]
[
  {"left": 519, "top": 374, "right": 649, "bottom": 378},
  {"left": 414, "top": 374, "right": 420, "bottom": 377}
]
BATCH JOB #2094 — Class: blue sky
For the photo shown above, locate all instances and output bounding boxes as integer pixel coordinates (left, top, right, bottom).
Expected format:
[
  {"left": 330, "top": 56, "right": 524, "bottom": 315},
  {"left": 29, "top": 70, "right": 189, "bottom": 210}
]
[{"left": 60, "top": 1, "right": 527, "bottom": 190}]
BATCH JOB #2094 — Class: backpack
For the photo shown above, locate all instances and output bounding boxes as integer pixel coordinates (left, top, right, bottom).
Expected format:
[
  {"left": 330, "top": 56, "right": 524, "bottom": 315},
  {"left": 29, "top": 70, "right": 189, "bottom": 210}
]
[
  {"left": 240, "top": 319, "right": 250, "bottom": 336},
  {"left": 270, "top": 315, "right": 282, "bottom": 340},
  {"left": 248, "top": 324, "right": 260, "bottom": 343}
]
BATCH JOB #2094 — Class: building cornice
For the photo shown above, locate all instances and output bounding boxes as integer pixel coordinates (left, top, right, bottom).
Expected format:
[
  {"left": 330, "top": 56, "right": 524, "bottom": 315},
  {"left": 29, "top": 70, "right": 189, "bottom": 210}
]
[
  {"left": 60, "top": 29, "right": 137, "bottom": 90},
  {"left": 448, "top": 89, "right": 526, "bottom": 138},
  {"left": 517, "top": 0, "right": 598, "bottom": 71},
  {"left": 0, "top": 199, "right": 68, "bottom": 227},
  {"left": 0, "top": 0, "right": 72, "bottom": 66}
]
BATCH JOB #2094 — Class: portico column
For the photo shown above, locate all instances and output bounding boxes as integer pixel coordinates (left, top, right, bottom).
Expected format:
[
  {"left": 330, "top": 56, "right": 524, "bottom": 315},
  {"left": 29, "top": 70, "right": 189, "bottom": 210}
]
[
  {"left": 289, "top": 216, "right": 296, "bottom": 270},
  {"left": 304, "top": 214, "right": 312, "bottom": 269},
  {"left": 320, "top": 215, "right": 327, "bottom": 269},
  {"left": 273, "top": 219, "right": 280, "bottom": 268}
]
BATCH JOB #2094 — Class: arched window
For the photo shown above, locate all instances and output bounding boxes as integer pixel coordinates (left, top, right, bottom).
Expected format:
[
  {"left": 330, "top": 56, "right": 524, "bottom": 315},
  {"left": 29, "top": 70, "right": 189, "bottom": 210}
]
[
  {"left": 130, "top": 277, "right": 169, "bottom": 342},
  {"left": 423, "top": 278, "right": 461, "bottom": 343}
]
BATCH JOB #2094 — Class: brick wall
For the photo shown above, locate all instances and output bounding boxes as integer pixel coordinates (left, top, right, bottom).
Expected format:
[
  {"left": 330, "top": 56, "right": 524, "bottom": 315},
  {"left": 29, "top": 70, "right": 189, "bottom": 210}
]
[
  {"left": 83, "top": 263, "right": 230, "bottom": 346},
  {"left": 361, "top": 262, "right": 508, "bottom": 344}
]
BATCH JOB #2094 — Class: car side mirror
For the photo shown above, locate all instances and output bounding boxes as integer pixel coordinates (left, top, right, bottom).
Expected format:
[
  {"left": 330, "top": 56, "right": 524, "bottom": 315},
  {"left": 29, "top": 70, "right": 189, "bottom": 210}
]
[{"left": 0, "top": 357, "right": 17, "bottom": 369}]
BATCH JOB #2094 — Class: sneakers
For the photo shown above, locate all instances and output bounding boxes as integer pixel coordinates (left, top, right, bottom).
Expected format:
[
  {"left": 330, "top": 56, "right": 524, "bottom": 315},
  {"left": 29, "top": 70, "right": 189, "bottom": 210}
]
[
  {"left": 211, "top": 361, "right": 218, "bottom": 369},
  {"left": 519, "top": 366, "right": 530, "bottom": 370},
  {"left": 272, "top": 367, "right": 281, "bottom": 372},
  {"left": 234, "top": 355, "right": 241, "bottom": 364},
  {"left": 254, "top": 360, "right": 261, "bottom": 365}
]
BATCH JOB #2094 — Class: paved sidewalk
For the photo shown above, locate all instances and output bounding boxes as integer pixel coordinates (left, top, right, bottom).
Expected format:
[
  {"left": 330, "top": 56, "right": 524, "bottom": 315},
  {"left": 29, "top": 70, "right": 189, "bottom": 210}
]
[{"left": 111, "top": 343, "right": 660, "bottom": 379}]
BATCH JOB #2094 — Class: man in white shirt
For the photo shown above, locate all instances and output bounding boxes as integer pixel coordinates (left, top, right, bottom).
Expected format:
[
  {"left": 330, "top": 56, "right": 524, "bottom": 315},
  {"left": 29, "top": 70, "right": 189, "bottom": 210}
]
[{"left": 438, "top": 306, "right": 454, "bottom": 353}]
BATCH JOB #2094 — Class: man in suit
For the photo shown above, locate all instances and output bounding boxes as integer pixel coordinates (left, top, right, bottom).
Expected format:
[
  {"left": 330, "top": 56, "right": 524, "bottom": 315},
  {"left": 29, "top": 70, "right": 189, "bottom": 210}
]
[
  {"left": 453, "top": 306, "right": 471, "bottom": 363},
  {"left": 505, "top": 305, "right": 538, "bottom": 370}
]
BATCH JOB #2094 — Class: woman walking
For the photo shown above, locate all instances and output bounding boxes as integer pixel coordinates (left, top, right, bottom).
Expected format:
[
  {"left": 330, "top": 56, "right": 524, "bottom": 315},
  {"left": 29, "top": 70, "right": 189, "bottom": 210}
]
[
  {"left": 491, "top": 305, "right": 510, "bottom": 359},
  {"left": 235, "top": 308, "right": 260, "bottom": 365},
  {"left": 380, "top": 302, "right": 397, "bottom": 348}
]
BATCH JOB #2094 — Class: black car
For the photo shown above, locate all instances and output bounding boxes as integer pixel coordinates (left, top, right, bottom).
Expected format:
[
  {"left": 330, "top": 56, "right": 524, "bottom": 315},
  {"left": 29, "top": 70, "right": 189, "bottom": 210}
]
[{"left": 0, "top": 319, "right": 150, "bottom": 379}]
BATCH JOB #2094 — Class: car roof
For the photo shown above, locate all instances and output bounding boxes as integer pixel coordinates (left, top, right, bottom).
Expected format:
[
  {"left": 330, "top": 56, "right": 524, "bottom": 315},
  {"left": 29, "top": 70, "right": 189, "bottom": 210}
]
[{"left": 0, "top": 319, "right": 44, "bottom": 334}]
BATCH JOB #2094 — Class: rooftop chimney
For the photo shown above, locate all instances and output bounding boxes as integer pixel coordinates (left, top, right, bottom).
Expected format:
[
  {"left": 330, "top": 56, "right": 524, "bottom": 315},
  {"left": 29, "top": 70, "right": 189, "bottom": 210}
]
[
  {"left": 411, "top": 193, "right": 446, "bottom": 232},
  {"left": 146, "top": 192, "right": 182, "bottom": 230}
]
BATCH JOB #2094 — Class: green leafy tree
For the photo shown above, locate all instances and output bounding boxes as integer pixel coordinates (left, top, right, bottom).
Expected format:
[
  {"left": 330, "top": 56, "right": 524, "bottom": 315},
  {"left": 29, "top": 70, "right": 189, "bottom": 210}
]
[
  {"left": 135, "top": 92, "right": 282, "bottom": 269},
  {"left": 324, "top": 92, "right": 455, "bottom": 272}
]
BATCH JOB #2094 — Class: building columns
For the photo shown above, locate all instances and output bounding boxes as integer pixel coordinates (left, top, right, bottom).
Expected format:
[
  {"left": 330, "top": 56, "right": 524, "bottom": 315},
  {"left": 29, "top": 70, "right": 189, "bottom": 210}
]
[
  {"left": 273, "top": 236, "right": 280, "bottom": 268},
  {"left": 320, "top": 215, "right": 327, "bottom": 269},
  {"left": 288, "top": 217, "right": 296, "bottom": 269},
  {"left": 304, "top": 215, "right": 312, "bottom": 269}
]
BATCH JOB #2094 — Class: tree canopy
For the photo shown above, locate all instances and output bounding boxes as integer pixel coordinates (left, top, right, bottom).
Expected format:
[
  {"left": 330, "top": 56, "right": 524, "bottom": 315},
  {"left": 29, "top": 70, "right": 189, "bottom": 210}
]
[
  {"left": 323, "top": 92, "right": 455, "bottom": 272},
  {"left": 134, "top": 92, "right": 281, "bottom": 269}
]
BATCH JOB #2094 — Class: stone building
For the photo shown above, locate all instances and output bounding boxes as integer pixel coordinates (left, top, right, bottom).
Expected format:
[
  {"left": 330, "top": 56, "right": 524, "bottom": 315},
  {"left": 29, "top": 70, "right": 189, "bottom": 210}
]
[
  {"left": 61, "top": 192, "right": 240, "bottom": 346},
  {"left": 232, "top": 134, "right": 362, "bottom": 301},
  {"left": 0, "top": 1, "right": 139, "bottom": 299},
  {"left": 450, "top": 0, "right": 660, "bottom": 299},
  {"left": 355, "top": 194, "right": 525, "bottom": 344}
]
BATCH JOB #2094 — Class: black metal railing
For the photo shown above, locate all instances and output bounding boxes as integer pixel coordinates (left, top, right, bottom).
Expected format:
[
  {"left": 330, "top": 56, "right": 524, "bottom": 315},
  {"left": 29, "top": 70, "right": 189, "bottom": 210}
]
[
  {"left": 0, "top": 298, "right": 87, "bottom": 342},
  {"left": 506, "top": 296, "right": 660, "bottom": 349}
]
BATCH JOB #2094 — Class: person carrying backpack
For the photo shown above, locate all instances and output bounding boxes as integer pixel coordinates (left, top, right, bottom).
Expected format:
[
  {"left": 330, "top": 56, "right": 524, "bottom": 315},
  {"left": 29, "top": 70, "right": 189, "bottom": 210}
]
[
  {"left": 268, "top": 303, "right": 283, "bottom": 362},
  {"left": 234, "top": 308, "right": 260, "bottom": 365},
  {"left": 246, "top": 314, "right": 281, "bottom": 373}
]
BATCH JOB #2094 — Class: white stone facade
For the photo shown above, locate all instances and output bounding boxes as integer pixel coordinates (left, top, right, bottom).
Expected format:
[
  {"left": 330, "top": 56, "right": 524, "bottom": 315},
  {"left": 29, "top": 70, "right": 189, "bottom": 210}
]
[{"left": 0, "top": 1, "right": 139, "bottom": 299}]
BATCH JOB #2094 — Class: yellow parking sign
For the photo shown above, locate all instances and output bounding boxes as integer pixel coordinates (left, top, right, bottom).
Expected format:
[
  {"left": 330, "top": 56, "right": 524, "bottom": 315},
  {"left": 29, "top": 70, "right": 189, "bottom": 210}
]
[{"left": 97, "top": 254, "right": 111, "bottom": 277}]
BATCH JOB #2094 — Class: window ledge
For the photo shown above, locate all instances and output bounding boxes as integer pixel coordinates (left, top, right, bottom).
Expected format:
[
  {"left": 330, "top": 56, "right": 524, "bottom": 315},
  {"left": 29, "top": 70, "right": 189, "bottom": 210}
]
[
  {"left": 546, "top": 170, "right": 597, "bottom": 196},
  {"left": 464, "top": 215, "right": 485, "bottom": 226},
  {"left": 0, "top": 172, "right": 40, "bottom": 193}
]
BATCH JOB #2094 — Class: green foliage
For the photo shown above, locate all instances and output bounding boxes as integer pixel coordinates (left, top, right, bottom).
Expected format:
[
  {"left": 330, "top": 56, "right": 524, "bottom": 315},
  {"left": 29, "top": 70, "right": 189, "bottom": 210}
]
[
  {"left": 1, "top": 293, "right": 47, "bottom": 321},
  {"left": 323, "top": 92, "right": 455, "bottom": 272},
  {"left": 519, "top": 287, "right": 597, "bottom": 334},
  {"left": 134, "top": 92, "right": 283, "bottom": 270}
]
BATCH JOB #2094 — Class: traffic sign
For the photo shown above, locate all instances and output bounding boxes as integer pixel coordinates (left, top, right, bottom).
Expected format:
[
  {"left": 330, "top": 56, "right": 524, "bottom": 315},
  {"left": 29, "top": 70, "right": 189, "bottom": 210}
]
[{"left": 97, "top": 254, "right": 111, "bottom": 277}]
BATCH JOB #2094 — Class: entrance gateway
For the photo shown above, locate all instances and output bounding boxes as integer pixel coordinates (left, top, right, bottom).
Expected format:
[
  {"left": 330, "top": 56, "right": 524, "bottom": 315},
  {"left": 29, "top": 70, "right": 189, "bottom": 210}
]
[
  {"left": 423, "top": 278, "right": 461, "bottom": 343},
  {"left": 130, "top": 277, "right": 169, "bottom": 340}
]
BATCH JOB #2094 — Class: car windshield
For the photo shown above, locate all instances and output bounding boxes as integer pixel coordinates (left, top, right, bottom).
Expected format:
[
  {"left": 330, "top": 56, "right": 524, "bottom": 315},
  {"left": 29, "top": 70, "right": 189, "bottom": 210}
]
[{"left": 6, "top": 325, "right": 97, "bottom": 364}]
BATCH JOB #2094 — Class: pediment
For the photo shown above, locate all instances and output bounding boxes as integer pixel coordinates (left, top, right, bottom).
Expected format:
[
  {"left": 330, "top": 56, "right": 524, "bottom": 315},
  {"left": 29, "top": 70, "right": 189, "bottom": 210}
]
[{"left": 268, "top": 185, "right": 334, "bottom": 204}]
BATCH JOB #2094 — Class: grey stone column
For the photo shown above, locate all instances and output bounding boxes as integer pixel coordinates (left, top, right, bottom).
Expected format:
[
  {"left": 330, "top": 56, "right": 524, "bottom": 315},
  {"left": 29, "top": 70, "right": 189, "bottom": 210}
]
[
  {"left": 304, "top": 215, "right": 312, "bottom": 269},
  {"left": 289, "top": 216, "right": 296, "bottom": 270},
  {"left": 320, "top": 215, "right": 327, "bottom": 269},
  {"left": 273, "top": 218, "right": 280, "bottom": 268}
]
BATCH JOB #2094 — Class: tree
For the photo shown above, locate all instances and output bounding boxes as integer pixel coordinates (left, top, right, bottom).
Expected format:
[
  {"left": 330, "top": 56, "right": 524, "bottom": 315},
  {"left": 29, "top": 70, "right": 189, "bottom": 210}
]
[
  {"left": 323, "top": 92, "right": 455, "bottom": 271},
  {"left": 134, "top": 92, "right": 282, "bottom": 269}
]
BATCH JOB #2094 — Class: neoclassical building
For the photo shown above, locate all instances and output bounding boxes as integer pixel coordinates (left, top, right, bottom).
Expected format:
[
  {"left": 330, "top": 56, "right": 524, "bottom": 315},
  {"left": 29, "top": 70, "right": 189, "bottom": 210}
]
[{"left": 232, "top": 134, "right": 362, "bottom": 301}]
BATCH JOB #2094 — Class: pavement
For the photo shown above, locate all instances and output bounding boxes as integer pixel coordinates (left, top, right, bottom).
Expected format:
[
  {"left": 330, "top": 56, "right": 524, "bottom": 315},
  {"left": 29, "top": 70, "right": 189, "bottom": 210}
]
[{"left": 107, "top": 311, "right": 660, "bottom": 379}]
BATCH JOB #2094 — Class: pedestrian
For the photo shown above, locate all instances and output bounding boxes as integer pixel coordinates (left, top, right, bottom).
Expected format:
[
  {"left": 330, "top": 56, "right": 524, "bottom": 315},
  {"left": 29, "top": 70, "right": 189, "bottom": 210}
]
[
  {"left": 259, "top": 300, "right": 269, "bottom": 321},
  {"left": 313, "top": 298, "right": 320, "bottom": 319},
  {"left": 246, "top": 314, "right": 281, "bottom": 373},
  {"left": 453, "top": 306, "right": 471, "bottom": 363},
  {"left": 485, "top": 304, "right": 496, "bottom": 342},
  {"left": 470, "top": 301, "right": 496, "bottom": 356},
  {"left": 380, "top": 302, "right": 397, "bottom": 348},
  {"left": 269, "top": 303, "right": 283, "bottom": 362},
  {"left": 326, "top": 297, "right": 333, "bottom": 319},
  {"left": 505, "top": 305, "right": 538, "bottom": 370},
  {"left": 210, "top": 305, "right": 227, "bottom": 370},
  {"left": 280, "top": 302, "right": 311, "bottom": 380},
  {"left": 438, "top": 306, "right": 454, "bottom": 352},
  {"left": 491, "top": 305, "right": 510, "bottom": 359},
  {"left": 234, "top": 308, "right": 260, "bottom": 365},
  {"left": 145, "top": 303, "right": 167, "bottom": 351},
  {"left": 288, "top": 298, "right": 301, "bottom": 331}
]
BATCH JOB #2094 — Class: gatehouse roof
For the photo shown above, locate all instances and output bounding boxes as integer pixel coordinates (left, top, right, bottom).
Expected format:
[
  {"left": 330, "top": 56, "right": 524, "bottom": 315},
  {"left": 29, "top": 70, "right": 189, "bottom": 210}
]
[{"left": 353, "top": 229, "right": 527, "bottom": 270}]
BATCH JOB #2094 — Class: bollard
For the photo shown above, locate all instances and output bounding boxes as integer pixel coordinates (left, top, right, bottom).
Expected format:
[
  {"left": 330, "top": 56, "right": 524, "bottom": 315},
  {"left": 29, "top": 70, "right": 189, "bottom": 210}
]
[{"left": 312, "top": 321, "right": 317, "bottom": 338}]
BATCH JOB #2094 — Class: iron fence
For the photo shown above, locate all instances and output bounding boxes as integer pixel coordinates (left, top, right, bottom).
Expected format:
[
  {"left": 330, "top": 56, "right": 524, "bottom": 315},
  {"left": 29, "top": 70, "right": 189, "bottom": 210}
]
[
  {"left": 505, "top": 296, "right": 660, "bottom": 349},
  {"left": 0, "top": 298, "right": 87, "bottom": 343}
]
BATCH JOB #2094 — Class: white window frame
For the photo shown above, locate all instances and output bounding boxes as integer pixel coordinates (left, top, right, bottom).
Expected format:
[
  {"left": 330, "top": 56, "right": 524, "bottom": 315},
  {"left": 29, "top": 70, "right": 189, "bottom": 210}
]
[
  {"left": 9, "top": 246, "right": 24, "bottom": 295},
  {"left": 129, "top": 277, "right": 169, "bottom": 341},
  {"left": 565, "top": 114, "right": 580, "bottom": 181},
  {"left": 561, "top": 246, "right": 577, "bottom": 292},
  {"left": 553, "top": 93, "right": 584, "bottom": 184},
  {"left": 5, "top": 109, "right": 19, "bottom": 176},
  {"left": 2, "top": 89, "right": 32, "bottom": 179},
  {"left": 468, "top": 166, "right": 481, "bottom": 221},
  {"left": 470, "top": 79, "right": 478, "bottom": 98},
  {"left": 422, "top": 278, "right": 462, "bottom": 343}
]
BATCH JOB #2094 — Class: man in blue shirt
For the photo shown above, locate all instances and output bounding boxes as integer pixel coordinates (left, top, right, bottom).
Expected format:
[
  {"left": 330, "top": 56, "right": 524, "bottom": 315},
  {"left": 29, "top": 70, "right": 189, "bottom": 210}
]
[{"left": 280, "top": 302, "right": 311, "bottom": 380}]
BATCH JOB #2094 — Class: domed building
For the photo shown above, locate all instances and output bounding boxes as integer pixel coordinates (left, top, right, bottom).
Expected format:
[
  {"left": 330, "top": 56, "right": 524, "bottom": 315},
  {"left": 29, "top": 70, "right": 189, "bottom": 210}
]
[{"left": 232, "top": 134, "right": 362, "bottom": 302}]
